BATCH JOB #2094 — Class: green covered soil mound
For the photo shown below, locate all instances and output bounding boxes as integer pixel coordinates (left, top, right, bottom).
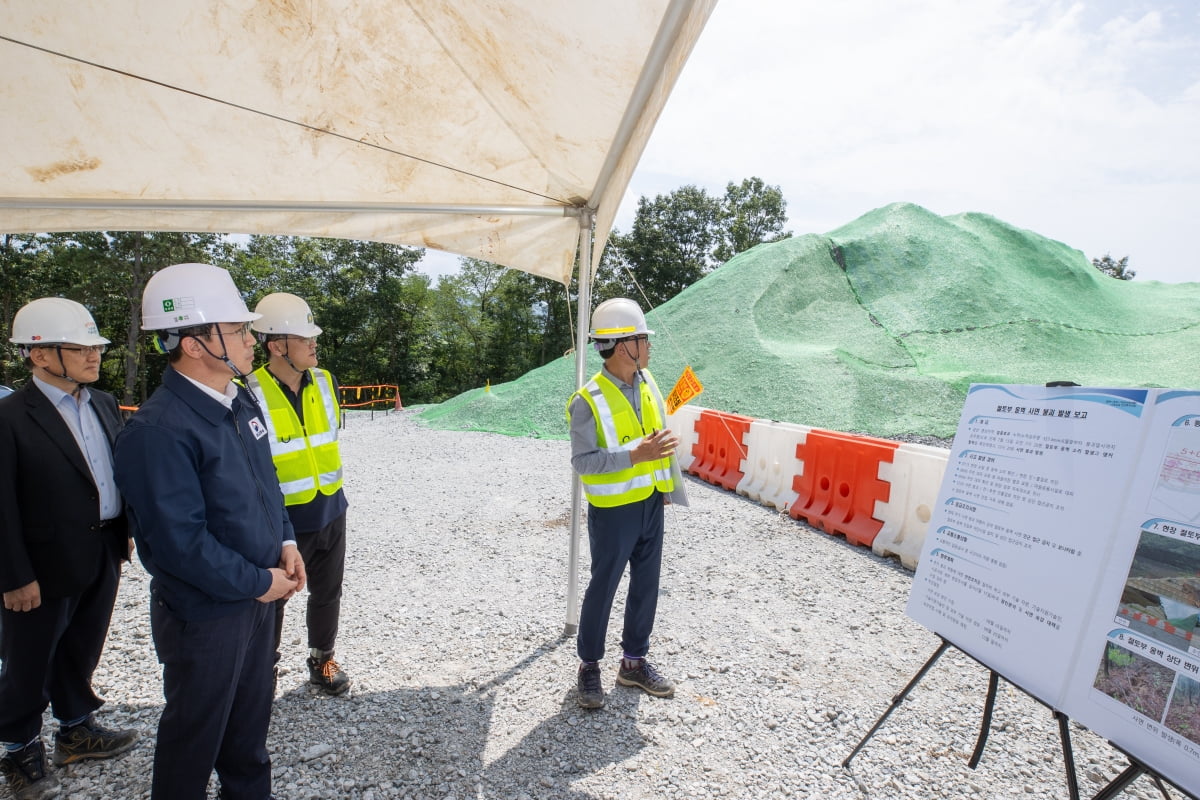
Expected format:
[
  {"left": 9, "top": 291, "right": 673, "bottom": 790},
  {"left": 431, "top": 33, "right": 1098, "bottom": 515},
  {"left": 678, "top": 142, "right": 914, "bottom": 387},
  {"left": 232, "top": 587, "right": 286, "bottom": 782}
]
[{"left": 421, "top": 202, "right": 1200, "bottom": 439}]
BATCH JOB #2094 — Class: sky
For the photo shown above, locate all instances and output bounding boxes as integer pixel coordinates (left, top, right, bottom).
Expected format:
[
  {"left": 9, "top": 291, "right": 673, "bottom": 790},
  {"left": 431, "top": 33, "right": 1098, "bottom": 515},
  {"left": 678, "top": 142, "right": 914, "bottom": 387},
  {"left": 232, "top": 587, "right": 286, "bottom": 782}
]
[{"left": 421, "top": 0, "right": 1199, "bottom": 284}]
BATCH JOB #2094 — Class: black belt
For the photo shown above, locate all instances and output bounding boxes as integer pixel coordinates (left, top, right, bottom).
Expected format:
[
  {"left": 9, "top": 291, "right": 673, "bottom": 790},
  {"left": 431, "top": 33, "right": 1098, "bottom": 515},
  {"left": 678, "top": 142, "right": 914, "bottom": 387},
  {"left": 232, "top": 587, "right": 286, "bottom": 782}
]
[{"left": 92, "top": 518, "right": 121, "bottom": 530}]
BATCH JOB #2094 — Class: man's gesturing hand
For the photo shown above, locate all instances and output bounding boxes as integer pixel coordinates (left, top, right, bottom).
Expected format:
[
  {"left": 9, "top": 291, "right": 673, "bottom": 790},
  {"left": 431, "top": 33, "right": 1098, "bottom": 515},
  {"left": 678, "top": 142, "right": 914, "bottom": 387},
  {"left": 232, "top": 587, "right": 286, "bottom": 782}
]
[{"left": 631, "top": 428, "right": 679, "bottom": 465}]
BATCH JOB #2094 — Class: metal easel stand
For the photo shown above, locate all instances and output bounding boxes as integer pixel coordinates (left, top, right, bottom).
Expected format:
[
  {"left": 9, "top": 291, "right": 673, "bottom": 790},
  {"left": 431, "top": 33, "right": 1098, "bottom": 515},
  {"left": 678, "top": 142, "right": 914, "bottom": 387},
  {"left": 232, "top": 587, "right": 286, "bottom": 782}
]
[
  {"left": 1090, "top": 747, "right": 1195, "bottom": 800},
  {"left": 842, "top": 636, "right": 1082, "bottom": 800}
]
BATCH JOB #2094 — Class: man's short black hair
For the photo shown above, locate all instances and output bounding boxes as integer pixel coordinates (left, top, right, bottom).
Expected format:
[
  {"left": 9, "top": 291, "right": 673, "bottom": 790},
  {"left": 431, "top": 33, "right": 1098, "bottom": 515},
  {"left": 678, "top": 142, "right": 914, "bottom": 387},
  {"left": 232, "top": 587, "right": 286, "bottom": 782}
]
[{"left": 166, "top": 323, "right": 216, "bottom": 363}]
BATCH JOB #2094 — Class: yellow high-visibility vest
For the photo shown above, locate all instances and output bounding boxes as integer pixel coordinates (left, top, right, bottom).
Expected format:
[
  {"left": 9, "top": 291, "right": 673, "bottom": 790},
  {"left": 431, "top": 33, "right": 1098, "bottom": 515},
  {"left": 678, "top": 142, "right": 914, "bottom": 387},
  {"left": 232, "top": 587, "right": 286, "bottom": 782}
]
[
  {"left": 246, "top": 366, "right": 343, "bottom": 506},
  {"left": 570, "top": 370, "right": 674, "bottom": 508}
]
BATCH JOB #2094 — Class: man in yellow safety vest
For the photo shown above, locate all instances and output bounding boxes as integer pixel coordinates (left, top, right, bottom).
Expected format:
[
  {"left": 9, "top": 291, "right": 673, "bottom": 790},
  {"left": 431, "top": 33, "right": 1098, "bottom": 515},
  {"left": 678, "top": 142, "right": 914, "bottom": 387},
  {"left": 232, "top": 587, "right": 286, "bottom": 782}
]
[
  {"left": 246, "top": 292, "right": 352, "bottom": 696},
  {"left": 567, "top": 297, "right": 689, "bottom": 710}
]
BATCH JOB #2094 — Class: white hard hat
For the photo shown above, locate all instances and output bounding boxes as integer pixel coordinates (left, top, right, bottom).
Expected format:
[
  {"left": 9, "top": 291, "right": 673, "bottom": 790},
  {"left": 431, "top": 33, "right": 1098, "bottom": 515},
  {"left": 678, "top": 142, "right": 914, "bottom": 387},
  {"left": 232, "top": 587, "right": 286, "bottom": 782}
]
[
  {"left": 251, "top": 292, "right": 322, "bottom": 338},
  {"left": 589, "top": 298, "right": 653, "bottom": 342},
  {"left": 10, "top": 297, "right": 110, "bottom": 347},
  {"left": 140, "top": 263, "right": 259, "bottom": 330}
]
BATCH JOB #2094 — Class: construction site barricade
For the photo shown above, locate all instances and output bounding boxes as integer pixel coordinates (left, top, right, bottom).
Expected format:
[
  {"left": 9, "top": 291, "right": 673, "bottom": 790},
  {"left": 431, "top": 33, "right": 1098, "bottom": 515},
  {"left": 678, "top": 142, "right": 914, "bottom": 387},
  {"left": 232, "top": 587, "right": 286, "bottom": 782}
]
[
  {"left": 338, "top": 384, "right": 402, "bottom": 412},
  {"left": 736, "top": 420, "right": 812, "bottom": 511},
  {"left": 789, "top": 430, "right": 898, "bottom": 548},
  {"left": 688, "top": 409, "right": 754, "bottom": 491},
  {"left": 871, "top": 442, "right": 949, "bottom": 569},
  {"left": 665, "top": 404, "right": 702, "bottom": 472}
]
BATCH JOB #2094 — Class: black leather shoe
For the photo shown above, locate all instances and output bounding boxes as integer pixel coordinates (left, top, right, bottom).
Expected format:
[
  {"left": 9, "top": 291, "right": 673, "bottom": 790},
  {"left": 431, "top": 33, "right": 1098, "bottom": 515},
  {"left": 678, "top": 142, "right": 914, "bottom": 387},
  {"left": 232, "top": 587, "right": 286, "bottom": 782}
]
[{"left": 307, "top": 652, "right": 351, "bottom": 696}]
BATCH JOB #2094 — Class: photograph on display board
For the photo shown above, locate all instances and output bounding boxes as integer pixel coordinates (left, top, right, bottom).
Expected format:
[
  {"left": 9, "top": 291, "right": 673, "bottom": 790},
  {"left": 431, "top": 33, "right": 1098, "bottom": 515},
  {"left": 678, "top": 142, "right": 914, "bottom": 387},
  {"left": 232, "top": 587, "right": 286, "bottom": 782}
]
[
  {"left": 1113, "top": 530, "right": 1200, "bottom": 652},
  {"left": 1092, "top": 641, "right": 1174, "bottom": 722},
  {"left": 1165, "top": 675, "right": 1200, "bottom": 747}
]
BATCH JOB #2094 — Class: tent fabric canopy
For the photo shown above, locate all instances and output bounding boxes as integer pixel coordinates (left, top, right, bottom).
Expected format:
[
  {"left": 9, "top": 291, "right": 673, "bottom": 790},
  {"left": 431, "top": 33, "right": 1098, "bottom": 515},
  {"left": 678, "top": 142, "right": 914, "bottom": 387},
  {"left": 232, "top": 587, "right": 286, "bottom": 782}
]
[{"left": 0, "top": 0, "right": 715, "bottom": 284}]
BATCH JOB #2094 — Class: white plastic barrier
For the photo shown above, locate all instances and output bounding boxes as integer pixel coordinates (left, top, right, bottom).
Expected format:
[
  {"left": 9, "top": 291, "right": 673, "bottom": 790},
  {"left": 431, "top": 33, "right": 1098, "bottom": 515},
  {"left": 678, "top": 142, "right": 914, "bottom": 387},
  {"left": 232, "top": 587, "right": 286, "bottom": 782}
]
[
  {"left": 871, "top": 441, "right": 949, "bottom": 569},
  {"left": 736, "top": 420, "right": 811, "bottom": 511},
  {"left": 665, "top": 404, "right": 702, "bottom": 472}
]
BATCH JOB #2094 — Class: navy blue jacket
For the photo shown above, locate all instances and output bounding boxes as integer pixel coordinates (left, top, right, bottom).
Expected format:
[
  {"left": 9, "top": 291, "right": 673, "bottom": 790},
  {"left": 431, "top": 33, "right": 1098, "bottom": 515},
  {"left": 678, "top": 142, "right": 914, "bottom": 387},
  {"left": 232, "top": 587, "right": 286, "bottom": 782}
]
[{"left": 114, "top": 367, "right": 294, "bottom": 621}]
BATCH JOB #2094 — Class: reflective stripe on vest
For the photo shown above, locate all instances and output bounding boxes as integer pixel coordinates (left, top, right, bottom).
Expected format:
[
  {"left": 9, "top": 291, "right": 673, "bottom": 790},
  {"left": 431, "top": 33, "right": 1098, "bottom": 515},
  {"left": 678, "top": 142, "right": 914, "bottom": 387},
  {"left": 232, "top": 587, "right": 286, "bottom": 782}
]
[
  {"left": 571, "top": 370, "right": 674, "bottom": 508},
  {"left": 246, "top": 366, "right": 344, "bottom": 505}
]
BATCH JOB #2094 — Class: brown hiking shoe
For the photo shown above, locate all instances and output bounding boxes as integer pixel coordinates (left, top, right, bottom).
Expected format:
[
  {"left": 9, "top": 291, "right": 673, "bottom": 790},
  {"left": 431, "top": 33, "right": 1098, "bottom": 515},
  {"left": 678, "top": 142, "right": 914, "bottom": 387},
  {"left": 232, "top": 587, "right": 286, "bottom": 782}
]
[
  {"left": 616, "top": 658, "right": 675, "bottom": 698},
  {"left": 1, "top": 739, "right": 60, "bottom": 800},
  {"left": 577, "top": 662, "right": 605, "bottom": 709},
  {"left": 52, "top": 715, "right": 138, "bottom": 765}
]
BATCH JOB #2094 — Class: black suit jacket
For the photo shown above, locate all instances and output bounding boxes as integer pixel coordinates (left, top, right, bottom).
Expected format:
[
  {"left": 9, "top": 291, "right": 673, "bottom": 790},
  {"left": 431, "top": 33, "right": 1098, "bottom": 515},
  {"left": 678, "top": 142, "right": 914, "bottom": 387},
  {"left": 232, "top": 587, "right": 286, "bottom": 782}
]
[{"left": 0, "top": 380, "right": 128, "bottom": 598}]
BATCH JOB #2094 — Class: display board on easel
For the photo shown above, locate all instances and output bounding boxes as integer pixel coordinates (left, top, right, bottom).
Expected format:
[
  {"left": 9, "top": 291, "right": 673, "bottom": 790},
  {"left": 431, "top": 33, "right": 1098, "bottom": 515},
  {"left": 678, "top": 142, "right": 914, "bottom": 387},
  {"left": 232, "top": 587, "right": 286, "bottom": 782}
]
[{"left": 906, "top": 385, "right": 1200, "bottom": 795}]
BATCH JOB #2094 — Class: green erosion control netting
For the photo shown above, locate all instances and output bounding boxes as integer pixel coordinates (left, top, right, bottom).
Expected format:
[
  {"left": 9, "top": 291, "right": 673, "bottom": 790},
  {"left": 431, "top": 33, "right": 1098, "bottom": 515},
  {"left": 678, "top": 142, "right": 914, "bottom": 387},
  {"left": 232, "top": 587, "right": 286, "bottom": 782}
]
[{"left": 419, "top": 202, "right": 1200, "bottom": 439}]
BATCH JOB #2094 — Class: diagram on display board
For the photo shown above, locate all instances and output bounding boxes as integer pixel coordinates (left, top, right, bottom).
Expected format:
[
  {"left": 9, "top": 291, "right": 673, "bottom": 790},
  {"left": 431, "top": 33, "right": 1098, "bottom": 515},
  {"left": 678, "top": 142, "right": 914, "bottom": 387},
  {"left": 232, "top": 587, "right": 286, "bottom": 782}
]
[{"left": 906, "top": 385, "right": 1200, "bottom": 795}]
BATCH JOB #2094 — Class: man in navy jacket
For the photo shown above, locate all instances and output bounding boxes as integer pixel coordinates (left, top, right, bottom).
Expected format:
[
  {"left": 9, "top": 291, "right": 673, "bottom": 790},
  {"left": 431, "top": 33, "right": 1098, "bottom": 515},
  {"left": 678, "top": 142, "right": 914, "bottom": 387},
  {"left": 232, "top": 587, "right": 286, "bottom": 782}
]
[{"left": 115, "top": 263, "right": 305, "bottom": 800}]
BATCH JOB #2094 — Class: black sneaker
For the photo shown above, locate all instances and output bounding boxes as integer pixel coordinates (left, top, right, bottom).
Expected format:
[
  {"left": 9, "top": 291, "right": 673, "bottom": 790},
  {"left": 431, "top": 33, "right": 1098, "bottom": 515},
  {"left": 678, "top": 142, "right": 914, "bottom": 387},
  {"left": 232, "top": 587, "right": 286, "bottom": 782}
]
[
  {"left": 1, "top": 739, "right": 60, "bottom": 800},
  {"left": 307, "top": 652, "right": 351, "bottom": 696},
  {"left": 577, "top": 662, "right": 605, "bottom": 709},
  {"left": 616, "top": 658, "right": 675, "bottom": 698},
  {"left": 52, "top": 715, "right": 138, "bottom": 766}
]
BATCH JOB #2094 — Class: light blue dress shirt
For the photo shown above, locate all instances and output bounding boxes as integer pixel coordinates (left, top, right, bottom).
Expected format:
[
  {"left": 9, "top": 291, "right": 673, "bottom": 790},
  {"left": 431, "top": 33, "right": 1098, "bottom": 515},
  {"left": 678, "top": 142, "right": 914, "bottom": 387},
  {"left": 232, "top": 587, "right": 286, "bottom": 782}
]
[{"left": 32, "top": 375, "right": 121, "bottom": 520}]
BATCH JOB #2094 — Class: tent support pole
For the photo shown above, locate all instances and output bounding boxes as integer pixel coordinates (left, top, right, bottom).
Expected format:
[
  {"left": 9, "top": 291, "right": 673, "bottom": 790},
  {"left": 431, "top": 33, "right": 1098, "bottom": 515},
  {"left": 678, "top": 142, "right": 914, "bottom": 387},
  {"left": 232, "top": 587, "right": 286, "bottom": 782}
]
[{"left": 564, "top": 208, "right": 595, "bottom": 638}]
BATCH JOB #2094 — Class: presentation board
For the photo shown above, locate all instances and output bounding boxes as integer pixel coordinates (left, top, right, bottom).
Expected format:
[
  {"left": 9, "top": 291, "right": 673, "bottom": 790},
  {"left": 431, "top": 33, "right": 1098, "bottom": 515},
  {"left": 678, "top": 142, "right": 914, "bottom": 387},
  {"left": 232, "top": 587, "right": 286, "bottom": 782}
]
[{"left": 907, "top": 385, "right": 1200, "bottom": 793}]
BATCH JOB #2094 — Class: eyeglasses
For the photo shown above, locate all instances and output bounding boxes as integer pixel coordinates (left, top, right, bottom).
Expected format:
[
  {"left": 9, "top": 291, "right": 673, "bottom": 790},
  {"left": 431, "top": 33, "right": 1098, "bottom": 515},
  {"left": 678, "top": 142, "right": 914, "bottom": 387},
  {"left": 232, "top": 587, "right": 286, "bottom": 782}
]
[
  {"left": 213, "top": 322, "right": 253, "bottom": 338},
  {"left": 627, "top": 335, "right": 650, "bottom": 344},
  {"left": 54, "top": 344, "right": 107, "bottom": 355},
  {"left": 284, "top": 335, "right": 317, "bottom": 345}
]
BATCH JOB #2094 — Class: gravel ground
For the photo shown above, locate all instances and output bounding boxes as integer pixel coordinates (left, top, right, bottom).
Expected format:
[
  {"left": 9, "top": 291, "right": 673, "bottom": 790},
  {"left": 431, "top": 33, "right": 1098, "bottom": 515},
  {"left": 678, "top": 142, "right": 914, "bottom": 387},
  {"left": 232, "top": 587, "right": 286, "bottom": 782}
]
[{"left": 40, "top": 409, "right": 1174, "bottom": 800}]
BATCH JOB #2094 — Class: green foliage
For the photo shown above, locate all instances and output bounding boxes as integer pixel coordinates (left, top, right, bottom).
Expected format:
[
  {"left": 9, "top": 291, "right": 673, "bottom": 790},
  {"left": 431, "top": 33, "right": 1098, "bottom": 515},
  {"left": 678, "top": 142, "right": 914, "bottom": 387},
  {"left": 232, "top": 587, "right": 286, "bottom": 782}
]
[
  {"left": 0, "top": 175, "right": 782, "bottom": 404},
  {"left": 598, "top": 177, "right": 791, "bottom": 307},
  {"left": 1092, "top": 253, "right": 1135, "bottom": 280},
  {"left": 1106, "top": 645, "right": 1135, "bottom": 667},
  {"left": 0, "top": 231, "right": 223, "bottom": 401},
  {"left": 227, "top": 236, "right": 428, "bottom": 401},
  {"left": 715, "top": 177, "right": 792, "bottom": 263}
]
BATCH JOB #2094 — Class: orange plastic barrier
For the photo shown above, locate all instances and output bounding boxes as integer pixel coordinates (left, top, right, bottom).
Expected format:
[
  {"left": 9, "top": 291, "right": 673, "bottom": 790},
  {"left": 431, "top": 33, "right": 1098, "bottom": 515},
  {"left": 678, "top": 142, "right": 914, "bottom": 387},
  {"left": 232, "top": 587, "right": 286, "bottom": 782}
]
[
  {"left": 687, "top": 410, "right": 753, "bottom": 491},
  {"left": 789, "top": 430, "right": 897, "bottom": 547}
]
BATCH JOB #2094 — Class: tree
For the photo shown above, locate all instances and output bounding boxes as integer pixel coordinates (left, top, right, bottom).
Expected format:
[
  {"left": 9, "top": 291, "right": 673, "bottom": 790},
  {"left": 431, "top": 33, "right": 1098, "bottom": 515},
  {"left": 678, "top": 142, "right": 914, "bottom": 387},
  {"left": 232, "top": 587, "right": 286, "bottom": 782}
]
[
  {"left": 0, "top": 234, "right": 49, "bottom": 387},
  {"left": 598, "top": 177, "right": 792, "bottom": 308},
  {"left": 603, "top": 186, "right": 722, "bottom": 308},
  {"left": 0, "top": 231, "right": 223, "bottom": 401},
  {"left": 715, "top": 177, "right": 791, "bottom": 263},
  {"left": 1092, "top": 254, "right": 1135, "bottom": 280}
]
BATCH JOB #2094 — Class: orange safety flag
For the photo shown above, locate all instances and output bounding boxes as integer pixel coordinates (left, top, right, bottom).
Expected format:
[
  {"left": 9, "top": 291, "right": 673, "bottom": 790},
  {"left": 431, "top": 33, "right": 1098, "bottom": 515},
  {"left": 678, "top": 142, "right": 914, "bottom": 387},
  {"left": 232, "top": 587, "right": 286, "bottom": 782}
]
[{"left": 665, "top": 366, "right": 703, "bottom": 415}]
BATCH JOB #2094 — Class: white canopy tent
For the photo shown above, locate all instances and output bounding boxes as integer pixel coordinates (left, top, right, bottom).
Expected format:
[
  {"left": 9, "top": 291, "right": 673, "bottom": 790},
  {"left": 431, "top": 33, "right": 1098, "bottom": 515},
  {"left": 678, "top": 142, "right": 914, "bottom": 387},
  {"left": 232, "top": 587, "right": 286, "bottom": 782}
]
[{"left": 0, "top": 0, "right": 716, "bottom": 632}]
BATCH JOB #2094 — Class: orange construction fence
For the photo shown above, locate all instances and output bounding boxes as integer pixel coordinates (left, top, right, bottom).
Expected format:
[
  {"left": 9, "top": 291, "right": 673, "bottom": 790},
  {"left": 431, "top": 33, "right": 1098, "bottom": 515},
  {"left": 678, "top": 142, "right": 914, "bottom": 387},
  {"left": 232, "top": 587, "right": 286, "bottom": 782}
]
[
  {"left": 687, "top": 410, "right": 754, "bottom": 491},
  {"left": 789, "top": 430, "right": 897, "bottom": 548},
  {"left": 338, "top": 384, "right": 402, "bottom": 411}
]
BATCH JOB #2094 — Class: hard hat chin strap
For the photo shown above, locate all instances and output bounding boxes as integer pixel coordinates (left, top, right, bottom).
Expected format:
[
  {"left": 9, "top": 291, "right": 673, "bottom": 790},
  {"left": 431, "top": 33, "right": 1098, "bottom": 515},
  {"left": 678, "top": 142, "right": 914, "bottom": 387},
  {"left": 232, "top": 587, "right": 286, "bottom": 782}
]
[
  {"left": 31, "top": 345, "right": 85, "bottom": 390},
  {"left": 280, "top": 337, "right": 304, "bottom": 375},
  {"left": 51, "top": 346, "right": 74, "bottom": 383},
  {"left": 193, "top": 329, "right": 245, "bottom": 378}
]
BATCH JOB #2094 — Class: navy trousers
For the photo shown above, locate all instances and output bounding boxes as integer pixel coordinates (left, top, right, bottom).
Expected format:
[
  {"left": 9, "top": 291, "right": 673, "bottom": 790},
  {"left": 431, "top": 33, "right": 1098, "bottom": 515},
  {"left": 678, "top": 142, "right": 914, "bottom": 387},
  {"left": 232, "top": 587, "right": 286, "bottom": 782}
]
[
  {"left": 577, "top": 491, "right": 665, "bottom": 663},
  {"left": 0, "top": 543, "right": 121, "bottom": 744},
  {"left": 150, "top": 593, "right": 274, "bottom": 800},
  {"left": 273, "top": 512, "right": 346, "bottom": 656}
]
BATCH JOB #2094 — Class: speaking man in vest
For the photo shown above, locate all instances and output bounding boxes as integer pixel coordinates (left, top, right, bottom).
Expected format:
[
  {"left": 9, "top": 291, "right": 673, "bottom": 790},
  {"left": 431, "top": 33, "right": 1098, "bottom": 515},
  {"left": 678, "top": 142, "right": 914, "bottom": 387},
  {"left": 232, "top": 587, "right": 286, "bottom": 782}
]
[
  {"left": 1, "top": 298, "right": 138, "bottom": 800},
  {"left": 246, "top": 293, "right": 352, "bottom": 696},
  {"left": 567, "top": 297, "right": 689, "bottom": 710}
]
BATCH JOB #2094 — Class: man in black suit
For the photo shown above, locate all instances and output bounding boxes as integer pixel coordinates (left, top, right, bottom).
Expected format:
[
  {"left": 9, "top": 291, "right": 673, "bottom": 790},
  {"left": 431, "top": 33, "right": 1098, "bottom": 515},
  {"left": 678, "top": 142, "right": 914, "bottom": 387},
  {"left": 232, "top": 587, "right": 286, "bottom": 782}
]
[{"left": 0, "top": 298, "right": 138, "bottom": 800}]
